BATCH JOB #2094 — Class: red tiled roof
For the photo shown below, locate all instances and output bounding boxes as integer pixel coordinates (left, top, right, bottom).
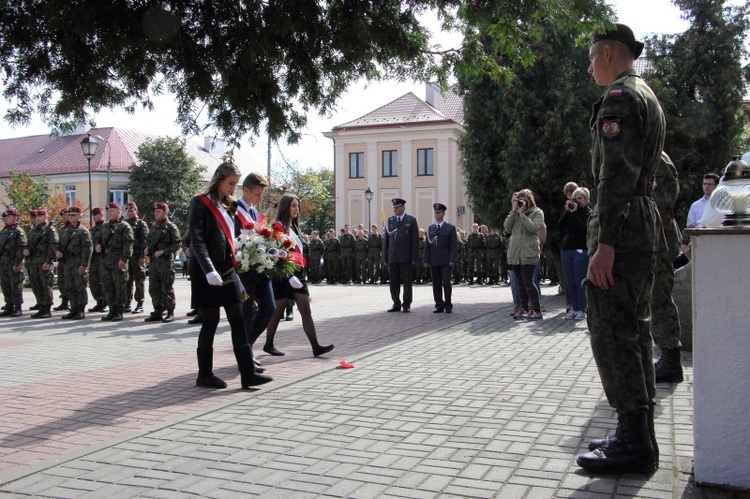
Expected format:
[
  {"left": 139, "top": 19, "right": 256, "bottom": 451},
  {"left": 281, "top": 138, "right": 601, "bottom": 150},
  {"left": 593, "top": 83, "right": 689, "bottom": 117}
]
[{"left": 333, "top": 92, "right": 458, "bottom": 131}]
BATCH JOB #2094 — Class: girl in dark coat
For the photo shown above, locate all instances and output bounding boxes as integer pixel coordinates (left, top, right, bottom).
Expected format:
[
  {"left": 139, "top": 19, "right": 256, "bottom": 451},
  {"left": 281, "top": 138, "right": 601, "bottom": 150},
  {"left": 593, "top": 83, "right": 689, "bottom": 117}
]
[{"left": 189, "top": 162, "right": 272, "bottom": 389}]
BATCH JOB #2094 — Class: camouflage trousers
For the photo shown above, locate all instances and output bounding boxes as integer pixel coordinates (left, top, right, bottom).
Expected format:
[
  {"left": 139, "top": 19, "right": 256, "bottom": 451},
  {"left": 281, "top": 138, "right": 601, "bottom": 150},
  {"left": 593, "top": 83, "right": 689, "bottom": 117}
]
[
  {"left": 101, "top": 260, "right": 129, "bottom": 306},
  {"left": 468, "top": 250, "right": 484, "bottom": 281},
  {"left": 0, "top": 263, "right": 24, "bottom": 305},
  {"left": 89, "top": 255, "right": 104, "bottom": 302},
  {"left": 651, "top": 249, "right": 681, "bottom": 350},
  {"left": 585, "top": 253, "right": 656, "bottom": 414},
  {"left": 56, "top": 263, "right": 67, "bottom": 299},
  {"left": 29, "top": 263, "right": 54, "bottom": 306},
  {"left": 324, "top": 255, "right": 339, "bottom": 282},
  {"left": 63, "top": 262, "right": 89, "bottom": 307},
  {"left": 127, "top": 258, "right": 146, "bottom": 303},
  {"left": 148, "top": 258, "right": 176, "bottom": 310},
  {"left": 355, "top": 254, "right": 368, "bottom": 283},
  {"left": 367, "top": 254, "right": 381, "bottom": 283}
]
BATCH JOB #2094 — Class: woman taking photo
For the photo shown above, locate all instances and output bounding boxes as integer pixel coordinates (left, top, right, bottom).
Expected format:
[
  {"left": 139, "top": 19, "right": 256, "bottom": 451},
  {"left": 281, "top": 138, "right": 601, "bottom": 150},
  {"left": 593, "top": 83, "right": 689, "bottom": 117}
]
[
  {"left": 558, "top": 187, "right": 592, "bottom": 320},
  {"left": 504, "top": 189, "right": 545, "bottom": 321},
  {"left": 262, "top": 194, "right": 334, "bottom": 358},
  {"left": 189, "top": 162, "right": 272, "bottom": 389}
]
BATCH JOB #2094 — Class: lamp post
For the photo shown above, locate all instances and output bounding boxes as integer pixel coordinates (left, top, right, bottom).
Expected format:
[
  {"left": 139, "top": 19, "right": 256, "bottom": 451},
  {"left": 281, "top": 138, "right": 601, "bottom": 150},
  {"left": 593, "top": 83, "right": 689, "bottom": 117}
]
[
  {"left": 365, "top": 186, "right": 373, "bottom": 234},
  {"left": 80, "top": 133, "right": 100, "bottom": 226}
]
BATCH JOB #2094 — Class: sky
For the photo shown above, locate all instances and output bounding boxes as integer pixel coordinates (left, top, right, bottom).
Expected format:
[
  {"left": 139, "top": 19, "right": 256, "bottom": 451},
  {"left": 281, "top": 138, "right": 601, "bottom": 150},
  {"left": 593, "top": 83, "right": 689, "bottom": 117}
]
[{"left": 0, "top": 0, "right": 697, "bottom": 171}]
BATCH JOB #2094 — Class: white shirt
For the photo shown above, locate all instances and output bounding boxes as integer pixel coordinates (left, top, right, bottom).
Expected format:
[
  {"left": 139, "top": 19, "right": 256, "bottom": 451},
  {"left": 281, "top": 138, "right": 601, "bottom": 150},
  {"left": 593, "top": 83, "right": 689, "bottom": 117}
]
[{"left": 687, "top": 197, "right": 709, "bottom": 228}]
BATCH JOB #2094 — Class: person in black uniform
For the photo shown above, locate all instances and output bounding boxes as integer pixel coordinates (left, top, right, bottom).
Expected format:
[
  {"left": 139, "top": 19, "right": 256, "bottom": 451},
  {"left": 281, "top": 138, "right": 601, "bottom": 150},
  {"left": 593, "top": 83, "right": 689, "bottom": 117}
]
[
  {"left": 383, "top": 198, "right": 419, "bottom": 313},
  {"left": 189, "top": 162, "right": 272, "bottom": 389},
  {"left": 424, "top": 203, "right": 458, "bottom": 313}
]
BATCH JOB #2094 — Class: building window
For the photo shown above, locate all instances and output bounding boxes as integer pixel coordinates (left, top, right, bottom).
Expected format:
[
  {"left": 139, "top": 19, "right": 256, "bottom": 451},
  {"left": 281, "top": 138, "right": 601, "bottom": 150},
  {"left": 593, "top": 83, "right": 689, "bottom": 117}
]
[
  {"left": 417, "top": 148, "right": 434, "bottom": 176},
  {"left": 64, "top": 184, "right": 76, "bottom": 205},
  {"left": 349, "top": 152, "right": 364, "bottom": 178},
  {"left": 110, "top": 187, "right": 129, "bottom": 207},
  {"left": 382, "top": 150, "right": 398, "bottom": 177}
]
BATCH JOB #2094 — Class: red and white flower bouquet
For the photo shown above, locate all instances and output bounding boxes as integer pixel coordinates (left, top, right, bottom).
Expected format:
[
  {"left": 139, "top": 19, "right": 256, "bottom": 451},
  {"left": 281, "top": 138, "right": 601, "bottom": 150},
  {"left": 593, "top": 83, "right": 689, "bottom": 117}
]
[{"left": 235, "top": 216, "right": 304, "bottom": 280}]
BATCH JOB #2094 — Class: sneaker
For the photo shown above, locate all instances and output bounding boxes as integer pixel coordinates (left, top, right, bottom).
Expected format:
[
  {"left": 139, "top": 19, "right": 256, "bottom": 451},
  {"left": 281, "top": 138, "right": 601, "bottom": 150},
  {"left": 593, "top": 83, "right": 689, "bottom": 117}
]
[
  {"left": 513, "top": 309, "right": 529, "bottom": 320},
  {"left": 563, "top": 310, "right": 577, "bottom": 320},
  {"left": 526, "top": 311, "right": 544, "bottom": 321},
  {"left": 575, "top": 310, "right": 586, "bottom": 320}
]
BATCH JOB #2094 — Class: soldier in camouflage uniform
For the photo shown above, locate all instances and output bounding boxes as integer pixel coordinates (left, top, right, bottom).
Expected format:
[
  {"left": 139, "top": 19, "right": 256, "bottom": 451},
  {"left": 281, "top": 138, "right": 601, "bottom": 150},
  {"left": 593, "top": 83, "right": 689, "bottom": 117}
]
[
  {"left": 485, "top": 228, "right": 503, "bottom": 284},
  {"left": 87, "top": 207, "right": 108, "bottom": 313},
  {"left": 466, "top": 223, "right": 484, "bottom": 284},
  {"left": 338, "top": 225, "right": 355, "bottom": 284},
  {"left": 53, "top": 208, "right": 71, "bottom": 312},
  {"left": 125, "top": 202, "right": 149, "bottom": 313},
  {"left": 576, "top": 24, "right": 665, "bottom": 475},
  {"left": 307, "top": 230, "right": 324, "bottom": 283},
  {"left": 353, "top": 229, "right": 369, "bottom": 284},
  {"left": 56, "top": 206, "right": 92, "bottom": 320},
  {"left": 323, "top": 229, "right": 340, "bottom": 284},
  {"left": 0, "top": 209, "right": 27, "bottom": 317},
  {"left": 26, "top": 209, "right": 58, "bottom": 319},
  {"left": 96, "top": 203, "right": 134, "bottom": 322},
  {"left": 144, "top": 202, "right": 181, "bottom": 323},
  {"left": 367, "top": 225, "right": 382, "bottom": 284},
  {"left": 651, "top": 152, "right": 683, "bottom": 383}
]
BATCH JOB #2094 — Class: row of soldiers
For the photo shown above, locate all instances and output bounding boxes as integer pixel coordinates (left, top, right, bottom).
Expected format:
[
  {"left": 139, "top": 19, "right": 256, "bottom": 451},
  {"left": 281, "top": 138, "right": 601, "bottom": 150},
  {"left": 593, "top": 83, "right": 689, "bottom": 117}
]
[
  {"left": 0, "top": 201, "right": 181, "bottom": 321},
  {"left": 299, "top": 222, "right": 510, "bottom": 286}
]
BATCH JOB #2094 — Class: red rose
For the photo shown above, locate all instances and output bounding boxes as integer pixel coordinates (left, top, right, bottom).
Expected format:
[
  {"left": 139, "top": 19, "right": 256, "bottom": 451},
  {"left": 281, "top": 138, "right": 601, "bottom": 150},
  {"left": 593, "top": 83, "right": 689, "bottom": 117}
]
[
  {"left": 242, "top": 221, "right": 255, "bottom": 230},
  {"left": 258, "top": 227, "right": 272, "bottom": 238},
  {"left": 272, "top": 221, "right": 285, "bottom": 232},
  {"left": 282, "top": 239, "right": 293, "bottom": 249}
]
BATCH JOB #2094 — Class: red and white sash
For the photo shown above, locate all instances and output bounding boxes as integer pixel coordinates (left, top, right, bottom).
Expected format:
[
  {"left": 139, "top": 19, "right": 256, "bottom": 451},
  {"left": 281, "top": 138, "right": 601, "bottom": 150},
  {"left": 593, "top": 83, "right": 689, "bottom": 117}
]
[{"left": 200, "top": 194, "right": 236, "bottom": 267}]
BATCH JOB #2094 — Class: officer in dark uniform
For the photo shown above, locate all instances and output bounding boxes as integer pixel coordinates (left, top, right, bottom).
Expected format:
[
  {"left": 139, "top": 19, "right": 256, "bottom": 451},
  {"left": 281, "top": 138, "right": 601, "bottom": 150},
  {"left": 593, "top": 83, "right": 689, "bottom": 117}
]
[
  {"left": 338, "top": 225, "right": 355, "bottom": 284},
  {"left": 383, "top": 198, "right": 419, "bottom": 312},
  {"left": 424, "top": 203, "right": 457, "bottom": 313},
  {"left": 26, "top": 209, "right": 58, "bottom": 318},
  {"left": 52, "top": 208, "right": 71, "bottom": 312},
  {"left": 0, "top": 209, "right": 27, "bottom": 317},
  {"left": 144, "top": 202, "right": 181, "bottom": 323},
  {"left": 307, "top": 230, "right": 324, "bottom": 283},
  {"left": 96, "top": 202, "right": 135, "bottom": 321},
  {"left": 56, "top": 206, "right": 92, "bottom": 320},
  {"left": 576, "top": 23, "right": 666, "bottom": 475},
  {"left": 88, "top": 207, "right": 107, "bottom": 313},
  {"left": 124, "top": 201, "right": 149, "bottom": 313}
]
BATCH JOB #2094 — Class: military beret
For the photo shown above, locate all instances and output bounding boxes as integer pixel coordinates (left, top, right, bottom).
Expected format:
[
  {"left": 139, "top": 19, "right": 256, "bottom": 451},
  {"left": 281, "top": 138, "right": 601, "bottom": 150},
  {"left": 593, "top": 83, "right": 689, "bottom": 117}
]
[
  {"left": 433, "top": 203, "right": 447, "bottom": 212},
  {"left": 591, "top": 23, "right": 644, "bottom": 59},
  {"left": 107, "top": 202, "right": 122, "bottom": 210},
  {"left": 92, "top": 207, "right": 103, "bottom": 215},
  {"left": 126, "top": 201, "right": 137, "bottom": 210},
  {"left": 153, "top": 202, "right": 168, "bottom": 211},
  {"left": 68, "top": 206, "right": 83, "bottom": 214},
  {"left": 29, "top": 210, "right": 38, "bottom": 217},
  {"left": 391, "top": 198, "right": 406, "bottom": 207},
  {"left": 36, "top": 209, "right": 47, "bottom": 216},
  {"left": 3, "top": 209, "right": 20, "bottom": 217},
  {"left": 60, "top": 208, "right": 69, "bottom": 215}
]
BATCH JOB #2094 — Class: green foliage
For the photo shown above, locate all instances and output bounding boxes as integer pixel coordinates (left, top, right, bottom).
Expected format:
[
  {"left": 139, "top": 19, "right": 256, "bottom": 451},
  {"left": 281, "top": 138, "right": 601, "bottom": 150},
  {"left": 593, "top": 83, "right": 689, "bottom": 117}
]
[
  {"left": 644, "top": 0, "right": 750, "bottom": 226},
  {"left": 128, "top": 137, "right": 203, "bottom": 230},
  {"left": 1, "top": 172, "right": 51, "bottom": 230},
  {"left": 459, "top": 21, "right": 602, "bottom": 244},
  {"left": 263, "top": 163, "right": 334, "bottom": 235}
]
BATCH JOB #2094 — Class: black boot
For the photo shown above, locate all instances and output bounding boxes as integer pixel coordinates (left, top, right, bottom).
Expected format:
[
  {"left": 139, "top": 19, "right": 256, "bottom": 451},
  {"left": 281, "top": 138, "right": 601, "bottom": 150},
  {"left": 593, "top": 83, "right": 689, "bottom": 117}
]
[
  {"left": 578, "top": 412, "right": 657, "bottom": 474},
  {"left": 71, "top": 305, "right": 86, "bottom": 320},
  {"left": 0, "top": 304, "right": 12, "bottom": 317},
  {"left": 162, "top": 309, "right": 175, "bottom": 323},
  {"left": 196, "top": 348, "right": 227, "bottom": 388},
  {"left": 111, "top": 304, "right": 124, "bottom": 322},
  {"left": 131, "top": 300, "right": 144, "bottom": 314},
  {"left": 144, "top": 309, "right": 164, "bottom": 322},
  {"left": 654, "top": 348, "right": 683, "bottom": 383},
  {"left": 9, "top": 304, "right": 23, "bottom": 317},
  {"left": 101, "top": 305, "right": 115, "bottom": 321},
  {"left": 61, "top": 305, "right": 77, "bottom": 319},
  {"left": 53, "top": 298, "right": 69, "bottom": 311},
  {"left": 234, "top": 345, "right": 273, "bottom": 388},
  {"left": 35, "top": 305, "right": 52, "bottom": 319},
  {"left": 88, "top": 300, "right": 106, "bottom": 313},
  {"left": 122, "top": 301, "right": 132, "bottom": 313},
  {"left": 29, "top": 304, "right": 40, "bottom": 311}
]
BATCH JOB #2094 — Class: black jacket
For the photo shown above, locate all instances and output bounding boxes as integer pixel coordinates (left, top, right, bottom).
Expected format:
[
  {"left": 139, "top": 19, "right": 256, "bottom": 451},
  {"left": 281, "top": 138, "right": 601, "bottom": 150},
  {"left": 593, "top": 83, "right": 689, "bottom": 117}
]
[{"left": 189, "top": 195, "right": 237, "bottom": 279}]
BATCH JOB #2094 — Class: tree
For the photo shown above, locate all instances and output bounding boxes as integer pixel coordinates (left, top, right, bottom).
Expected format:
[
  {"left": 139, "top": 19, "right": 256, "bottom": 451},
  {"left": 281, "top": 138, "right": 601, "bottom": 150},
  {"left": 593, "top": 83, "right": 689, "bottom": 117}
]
[
  {"left": 128, "top": 137, "right": 204, "bottom": 230},
  {"left": 1, "top": 0, "right": 610, "bottom": 146},
  {"left": 263, "top": 162, "right": 334, "bottom": 235},
  {"left": 0, "top": 172, "right": 80, "bottom": 231},
  {"left": 644, "top": 0, "right": 750, "bottom": 226}
]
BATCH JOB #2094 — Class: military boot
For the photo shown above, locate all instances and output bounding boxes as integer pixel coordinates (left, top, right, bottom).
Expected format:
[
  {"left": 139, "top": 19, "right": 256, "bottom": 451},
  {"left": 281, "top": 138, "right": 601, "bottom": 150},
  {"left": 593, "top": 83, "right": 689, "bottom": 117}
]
[
  {"left": 161, "top": 309, "right": 175, "bottom": 323},
  {"left": 9, "top": 305, "right": 23, "bottom": 317},
  {"left": 144, "top": 309, "right": 164, "bottom": 322},
  {"left": 61, "top": 305, "right": 77, "bottom": 319},
  {"left": 101, "top": 305, "right": 116, "bottom": 321},
  {"left": 122, "top": 301, "right": 132, "bottom": 313},
  {"left": 29, "top": 304, "right": 40, "bottom": 311},
  {"left": 111, "top": 304, "right": 124, "bottom": 322},
  {"left": 53, "top": 298, "right": 69, "bottom": 311},
  {"left": 654, "top": 348, "right": 683, "bottom": 383},
  {"left": 70, "top": 305, "right": 85, "bottom": 320},
  {"left": 32, "top": 305, "right": 52, "bottom": 319},
  {"left": 587, "top": 404, "right": 659, "bottom": 467},
  {"left": 577, "top": 412, "right": 656, "bottom": 474},
  {"left": 88, "top": 300, "right": 106, "bottom": 313},
  {"left": 0, "top": 304, "right": 12, "bottom": 317},
  {"left": 132, "top": 300, "right": 144, "bottom": 314}
]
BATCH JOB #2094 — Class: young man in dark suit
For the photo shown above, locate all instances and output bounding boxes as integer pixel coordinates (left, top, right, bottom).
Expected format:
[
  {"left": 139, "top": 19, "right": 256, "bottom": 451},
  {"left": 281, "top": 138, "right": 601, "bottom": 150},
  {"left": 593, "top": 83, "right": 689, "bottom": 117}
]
[
  {"left": 424, "top": 203, "right": 458, "bottom": 313},
  {"left": 383, "top": 198, "right": 419, "bottom": 312}
]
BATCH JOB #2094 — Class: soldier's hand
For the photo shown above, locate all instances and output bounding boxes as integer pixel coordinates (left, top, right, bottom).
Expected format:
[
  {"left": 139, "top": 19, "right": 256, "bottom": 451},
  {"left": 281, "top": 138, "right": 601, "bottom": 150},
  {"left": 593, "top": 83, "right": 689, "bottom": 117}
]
[
  {"left": 23, "top": 249, "right": 30, "bottom": 257},
  {"left": 155, "top": 250, "right": 164, "bottom": 258},
  {"left": 12, "top": 265, "right": 20, "bottom": 273},
  {"left": 588, "top": 243, "right": 615, "bottom": 290},
  {"left": 55, "top": 251, "right": 63, "bottom": 259},
  {"left": 78, "top": 266, "right": 86, "bottom": 276},
  {"left": 144, "top": 248, "right": 149, "bottom": 256},
  {"left": 139, "top": 258, "right": 145, "bottom": 266},
  {"left": 118, "top": 260, "right": 126, "bottom": 270},
  {"left": 42, "top": 263, "right": 51, "bottom": 271},
  {"left": 185, "top": 248, "right": 192, "bottom": 258},
  {"left": 95, "top": 244, "right": 102, "bottom": 253}
]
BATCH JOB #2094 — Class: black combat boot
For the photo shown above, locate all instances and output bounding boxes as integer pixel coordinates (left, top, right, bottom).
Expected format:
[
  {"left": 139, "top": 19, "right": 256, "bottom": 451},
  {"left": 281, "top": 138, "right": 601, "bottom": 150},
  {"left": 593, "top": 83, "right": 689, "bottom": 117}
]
[
  {"left": 654, "top": 348, "right": 683, "bottom": 383},
  {"left": 101, "top": 305, "right": 115, "bottom": 321},
  {"left": 88, "top": 300, "right": 106, "bottom": 313},
  {"left": 9, "top": 304, "right": 23, "bottom": 317},
  {"left": 144, "top": 309, "right": 164, "bottom": 322},
  {"left": 70, "top": 305, "right": 85, "bottom": 320},
  {"left": 132, "top": 300, "right": 144, "bottom": 314},
  {"left": 578, "top": 412, "right": 657, "bottom": 474},
  {"left": 111, "top": 304, "right": 124, "bottom": 322},
  {"left": 53, "top": 298, "right": 69, "bottom": 311},
  {"left": 161, "top": 309, "right": 175, "bottom": 323},
  {"left": 32, "top": 305, "right": 52, "bottom": 319},
  {"left": 587, "top": 404, "right": 659, "bottom": 467},
  {"left": 122, "top": 301, "right": 132, "bottom": 313},
  {"left": 61, "top": 305, "right": 77, "bottom": 319},
  {"left": 195, "top": 348, "right": 227, "bottom": 388},
  {"left": 29, "top": 304, "right": 40, "bottom": 311},
  {"left": 0, "top": 304, "right": 12, "bottom": 317}
]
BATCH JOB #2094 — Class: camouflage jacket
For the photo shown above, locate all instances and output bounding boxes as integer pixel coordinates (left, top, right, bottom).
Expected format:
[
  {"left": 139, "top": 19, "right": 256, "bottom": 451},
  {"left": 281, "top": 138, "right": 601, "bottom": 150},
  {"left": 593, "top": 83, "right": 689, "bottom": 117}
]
[
  {"left": 59, "top": 222, "right": 92, "bottom": 268},
  {"left": 308, "top": 237, "right": 324, "bottom": 257},
  {"left": 354, "top": 236, "right": 369, "bottom": 255},
  {"left": 0, "top": 224, "right": 27, "bottom": 266},
  {"left": 89, "top": 221, "right": 106, "bottom": 260},
  {"left": 147, "top": 220, "right": 181, "bottom": 260},
  {"left": 126, "top": 217, "right": 149, "bottom": 259},
  {"left": 27, "top": 222, "right": 59, "bottom": 264},
  {"left": 653, "top": 152, "right": 681, "bottom": 259},
  {"left": 367, "top": 233, "right": 382, "bottom": 256},
  {"left": 467, "top": 232, "right": 485, "bottom": 251},
  {"left": 96, "top": 218, "right": 134, "bottom": 263}
]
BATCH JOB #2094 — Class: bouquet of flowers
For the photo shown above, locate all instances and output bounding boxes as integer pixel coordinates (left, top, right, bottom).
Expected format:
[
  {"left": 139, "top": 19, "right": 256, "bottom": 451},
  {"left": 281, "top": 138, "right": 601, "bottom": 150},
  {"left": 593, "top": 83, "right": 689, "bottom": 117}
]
[{"left": 235, "top": 217, "right": 304, "bottom": 280}]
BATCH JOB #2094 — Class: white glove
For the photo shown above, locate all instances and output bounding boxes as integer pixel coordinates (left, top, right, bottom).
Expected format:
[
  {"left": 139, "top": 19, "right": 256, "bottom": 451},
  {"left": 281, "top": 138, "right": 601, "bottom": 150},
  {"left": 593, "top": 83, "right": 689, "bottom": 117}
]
[
  {"left": 289, "top": 276, "right": 303, "bottom": 289},
  {"left": 206, "top": 271, "right": 223, "bottom": 286}
]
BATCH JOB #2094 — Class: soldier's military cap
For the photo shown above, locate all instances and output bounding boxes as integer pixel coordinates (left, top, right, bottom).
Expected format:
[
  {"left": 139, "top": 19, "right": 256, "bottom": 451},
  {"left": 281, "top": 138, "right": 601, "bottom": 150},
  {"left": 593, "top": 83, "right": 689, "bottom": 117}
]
[
  {"left": 3, "top": 209, "right": 20, "bottom": 217},
  {"left": 68, "top": 206, "right": 83, "bottom": 214},
  {"left": 29, "top": 210, "right": 38, "bottom": 217},
  {"left": 591, "top": 23, "right": 644, "bottom": 59},
  {"left": 60, "top": 207, "right": 69, "bottom": 215},
  {"left": 107, "top": 202, "right": 122, "bottom": 210},
  {"left": 36, "top": 209, "right": 47, "bottom": 216},
  {"left": 391, "top": 198, "right": 406, "bottom": 207},
  {"left": 433, "top": 203, "right": 447, "bottom": 212},
  {"left": 153, "top": 202, "right": 169, "bottom": 211},
  {"left": 126, "top": 201, "right": 138, "bottom": 210},
  {"left": 92, "top": 207, "right": 103, "bottom": 215}
]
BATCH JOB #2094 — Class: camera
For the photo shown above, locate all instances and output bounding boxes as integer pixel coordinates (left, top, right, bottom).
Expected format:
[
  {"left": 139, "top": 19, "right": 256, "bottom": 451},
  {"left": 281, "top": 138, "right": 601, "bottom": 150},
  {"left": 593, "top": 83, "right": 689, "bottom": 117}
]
[
  {"left": 567, "top": 200, "right": 577, "bottom": 209},
  {"left": 516, "top": 200, "right": 525, "bottom": 208}
]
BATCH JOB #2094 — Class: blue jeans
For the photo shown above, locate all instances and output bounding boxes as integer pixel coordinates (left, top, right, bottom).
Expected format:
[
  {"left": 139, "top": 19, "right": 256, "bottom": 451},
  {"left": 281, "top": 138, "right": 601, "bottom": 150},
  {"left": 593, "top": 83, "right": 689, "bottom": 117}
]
[
  {"left": 510, "top": 271, "right": 519, "bottom": 306},
  {"left": 561, "top": 249, "right": 589, "bottom": 312}
]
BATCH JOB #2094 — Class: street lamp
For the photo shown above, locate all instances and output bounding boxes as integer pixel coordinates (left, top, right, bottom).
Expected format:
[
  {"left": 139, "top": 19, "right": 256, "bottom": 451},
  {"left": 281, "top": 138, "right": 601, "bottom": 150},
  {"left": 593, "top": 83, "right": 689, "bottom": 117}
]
[
  {"left": 80, "top": 133, "right": 100, "bottom": 226},
  {"left": 365, "top": 186, "right": 373, "bottom": 234}
]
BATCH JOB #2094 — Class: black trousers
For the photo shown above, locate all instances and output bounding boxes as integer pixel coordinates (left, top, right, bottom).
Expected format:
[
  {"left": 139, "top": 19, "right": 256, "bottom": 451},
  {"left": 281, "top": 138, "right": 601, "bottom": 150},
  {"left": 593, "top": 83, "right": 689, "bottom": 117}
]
[
  {"left": 388, "top": 262, "right": 413, "bottom": 308},
  {"left": 430, "top": 265, "right": 453, "bottom": 309}
]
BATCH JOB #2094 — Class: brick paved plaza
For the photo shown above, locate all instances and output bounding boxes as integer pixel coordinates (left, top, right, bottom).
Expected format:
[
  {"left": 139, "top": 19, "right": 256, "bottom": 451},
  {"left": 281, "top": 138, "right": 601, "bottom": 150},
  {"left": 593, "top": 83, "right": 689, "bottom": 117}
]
[{"left": 0, "top": 277, "right": 743, "bottom": 498}]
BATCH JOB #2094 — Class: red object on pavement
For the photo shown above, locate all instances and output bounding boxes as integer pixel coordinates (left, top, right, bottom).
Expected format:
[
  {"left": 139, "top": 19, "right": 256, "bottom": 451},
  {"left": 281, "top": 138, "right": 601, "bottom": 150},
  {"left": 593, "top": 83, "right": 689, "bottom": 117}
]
[{"left": 338, "top": 361, "right": 354, "bottom": 369}]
